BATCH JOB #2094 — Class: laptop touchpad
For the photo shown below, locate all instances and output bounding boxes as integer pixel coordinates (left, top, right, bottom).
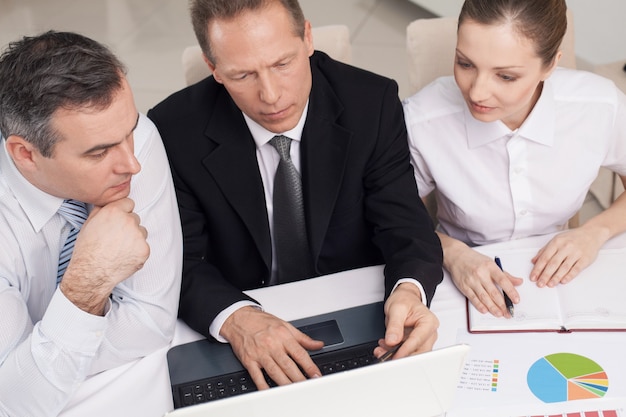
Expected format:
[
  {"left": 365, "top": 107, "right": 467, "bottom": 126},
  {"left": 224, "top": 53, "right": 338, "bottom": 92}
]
[{"left": 297, "top": 320, "right": 344, "bottom": 346}]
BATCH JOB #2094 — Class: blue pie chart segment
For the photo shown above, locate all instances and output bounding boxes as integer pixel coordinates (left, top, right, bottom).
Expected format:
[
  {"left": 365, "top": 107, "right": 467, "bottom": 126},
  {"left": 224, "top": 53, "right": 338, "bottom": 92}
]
[{"left": 527, "top": 356, "right": 568, "bottom": 402}]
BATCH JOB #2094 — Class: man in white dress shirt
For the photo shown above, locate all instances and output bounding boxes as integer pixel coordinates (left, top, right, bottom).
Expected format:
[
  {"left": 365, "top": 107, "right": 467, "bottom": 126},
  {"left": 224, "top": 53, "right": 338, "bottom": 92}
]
[{"left": 0, "top": 31, "right": 182, "bottom": 416}]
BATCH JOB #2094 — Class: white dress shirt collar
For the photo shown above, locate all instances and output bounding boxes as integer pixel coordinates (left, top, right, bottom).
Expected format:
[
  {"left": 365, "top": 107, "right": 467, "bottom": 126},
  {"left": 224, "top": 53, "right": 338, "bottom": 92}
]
[
  {"left": 465, "top": 79, "right": 556, "bottom": 149},
  {"left": 1, "top": 139, "right": 63, "bottom": 232},
  {"left": 242, "top": 100, "right": 309, "bottom": 147}
]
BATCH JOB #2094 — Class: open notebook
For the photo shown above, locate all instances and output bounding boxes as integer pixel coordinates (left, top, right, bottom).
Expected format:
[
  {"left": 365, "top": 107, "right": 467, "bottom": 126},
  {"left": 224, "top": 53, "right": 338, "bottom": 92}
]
[
  {"left": 468, "top": 247, "right": 626, "bottom": 333},
  {"left": 164, "top": 343, "right": 470, "bottom": 417}
]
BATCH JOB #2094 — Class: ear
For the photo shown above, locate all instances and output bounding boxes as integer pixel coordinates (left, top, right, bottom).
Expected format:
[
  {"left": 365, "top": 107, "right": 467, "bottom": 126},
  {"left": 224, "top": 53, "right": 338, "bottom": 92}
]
[
  {"left": 304, "top": 20, "right": 314, "bottom": 57},
  {"left": 5, "top": 135, "right": 40, "bottom": 172},
  {"left": 543, "top": 50, "right": 562, "bottom": 81},
  {"left": 203, "top": 54, "right": 222, "bottom": 84}
]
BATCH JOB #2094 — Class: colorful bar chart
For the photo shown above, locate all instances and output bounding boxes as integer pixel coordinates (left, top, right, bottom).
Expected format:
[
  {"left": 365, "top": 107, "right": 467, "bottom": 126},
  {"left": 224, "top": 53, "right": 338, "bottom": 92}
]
[
  {"left": 515, "top": 410, "right": 621, "bottom": 417},
  {"left": 527, "top": 353, "right": 609, "bottom": 403}
]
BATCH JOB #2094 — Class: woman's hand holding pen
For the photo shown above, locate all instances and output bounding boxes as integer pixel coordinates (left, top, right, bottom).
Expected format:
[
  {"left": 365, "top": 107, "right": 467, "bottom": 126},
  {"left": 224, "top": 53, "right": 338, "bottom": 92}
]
[{"left": 438, "top": 233, "right": 522, "bottom": 318}]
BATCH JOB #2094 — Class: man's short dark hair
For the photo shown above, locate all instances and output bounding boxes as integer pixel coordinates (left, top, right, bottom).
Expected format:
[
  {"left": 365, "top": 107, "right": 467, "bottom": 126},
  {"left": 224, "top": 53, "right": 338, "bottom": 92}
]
[
  {"left": 190, "top": 0, "right": 306, "bottom": 64},
  {"left": 0, "top": 31, "right": 127, "bottom": 157}
]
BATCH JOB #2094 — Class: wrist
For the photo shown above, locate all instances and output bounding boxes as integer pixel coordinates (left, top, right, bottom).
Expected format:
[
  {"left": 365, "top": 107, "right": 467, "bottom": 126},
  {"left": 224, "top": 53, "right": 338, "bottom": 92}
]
[
  {"left": 395, "top": 282, "right": 423, "bottom": 303},
  {"left": 59, "top": 268, "right": 113, "bottom": 316},
  {"left": 439, "top": 233, "right": 471, "bottom": 271},
  {"left": 220, "top": 305, "right": 260, "bottom": 340},
  {"left": 578, "top": 223, "right": 612, "bottom": 246}
]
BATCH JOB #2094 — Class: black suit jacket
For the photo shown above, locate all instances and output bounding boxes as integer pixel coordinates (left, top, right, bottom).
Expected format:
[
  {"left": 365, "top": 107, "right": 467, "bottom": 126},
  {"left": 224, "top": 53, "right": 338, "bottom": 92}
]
[{"left": 148, "top": 52, "right": 443, "bottom": 338}]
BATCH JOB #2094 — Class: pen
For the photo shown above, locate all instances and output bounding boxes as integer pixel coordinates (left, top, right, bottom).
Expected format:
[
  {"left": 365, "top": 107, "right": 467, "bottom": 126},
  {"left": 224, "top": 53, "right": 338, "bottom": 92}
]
[
  {"left": 494, "top": 256, "right": 515, "bottom": 317},
  {"left": 378, "top": 341, "right": 404, "bottom": 363}
]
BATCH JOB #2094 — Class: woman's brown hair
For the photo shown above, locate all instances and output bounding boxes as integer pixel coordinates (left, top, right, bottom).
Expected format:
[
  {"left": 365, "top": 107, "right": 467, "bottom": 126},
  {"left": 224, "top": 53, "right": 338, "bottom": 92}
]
[{"left": 458, "top": 0, "right": 567, "bottom": 67}]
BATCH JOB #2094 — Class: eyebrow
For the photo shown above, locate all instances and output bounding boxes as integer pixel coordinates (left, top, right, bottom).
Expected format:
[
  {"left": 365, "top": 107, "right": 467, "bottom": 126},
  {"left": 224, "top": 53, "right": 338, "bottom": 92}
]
[
  {"left": 223, "top": 52, "right": 296, "bottom": 76},
  {"left": 82, "top": 113, "right": 140, "bottom": 155},
  {"left": 455, "top": 49, "right": 524, "bottom": 70}
]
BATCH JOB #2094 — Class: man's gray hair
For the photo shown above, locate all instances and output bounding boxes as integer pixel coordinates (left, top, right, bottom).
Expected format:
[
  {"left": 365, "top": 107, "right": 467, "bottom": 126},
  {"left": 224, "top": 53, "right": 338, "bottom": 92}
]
[{"left": 0, "top": 31, "right": 127, "bottom": 157}]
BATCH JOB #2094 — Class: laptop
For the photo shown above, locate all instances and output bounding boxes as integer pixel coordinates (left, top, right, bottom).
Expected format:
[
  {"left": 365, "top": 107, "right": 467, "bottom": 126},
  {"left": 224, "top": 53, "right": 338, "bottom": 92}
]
[{"left": 166, "top": 302, "right": 469, "bottom": 416}]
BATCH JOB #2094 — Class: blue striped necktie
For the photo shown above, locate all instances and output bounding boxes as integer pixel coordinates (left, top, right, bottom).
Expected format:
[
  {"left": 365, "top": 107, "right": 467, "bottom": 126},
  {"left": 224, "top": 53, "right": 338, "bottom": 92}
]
[{"left": 56, "top": 199, "right": 88, "bottom": 285}]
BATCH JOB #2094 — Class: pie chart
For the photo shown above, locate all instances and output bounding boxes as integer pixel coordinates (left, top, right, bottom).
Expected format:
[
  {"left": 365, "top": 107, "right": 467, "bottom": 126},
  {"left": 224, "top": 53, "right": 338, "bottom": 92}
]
[{"left": 527, "top": 353, "right": 609, "bottom": 403}]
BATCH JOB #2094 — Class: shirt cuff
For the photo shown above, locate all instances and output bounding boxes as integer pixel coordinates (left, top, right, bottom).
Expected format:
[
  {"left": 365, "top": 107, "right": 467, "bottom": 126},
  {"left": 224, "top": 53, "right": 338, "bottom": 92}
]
[
  {"left": 391, "top": 278, "right": 428, "bottom": 305},
  {"left": 39, "top": 289, "right": 108, "bottom": 354},
  {"left": 209, "top": 301, "right": 263, "bottom": 343}
]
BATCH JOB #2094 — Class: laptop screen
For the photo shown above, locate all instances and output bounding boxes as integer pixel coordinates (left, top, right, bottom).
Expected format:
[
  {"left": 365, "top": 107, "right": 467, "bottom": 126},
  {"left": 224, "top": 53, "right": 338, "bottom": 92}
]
[{"left": 165, "top": 343, "right": 470, "bottom": 417}]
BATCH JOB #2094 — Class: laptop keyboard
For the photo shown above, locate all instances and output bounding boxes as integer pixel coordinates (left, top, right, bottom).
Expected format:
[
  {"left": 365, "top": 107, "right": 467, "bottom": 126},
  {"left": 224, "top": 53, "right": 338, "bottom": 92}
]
[{"left": 174, "top": 341, "right": 379, "bottom": 408}]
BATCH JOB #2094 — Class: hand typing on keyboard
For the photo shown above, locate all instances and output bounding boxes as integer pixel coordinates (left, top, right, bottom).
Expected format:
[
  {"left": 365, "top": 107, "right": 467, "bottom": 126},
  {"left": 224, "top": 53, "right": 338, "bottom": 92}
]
[
  {"left": 220, "top": 306, "right": 325, "bottom": 389},
  {"left": 177, "top": 342, "right": 379, "bottom": 407},
  {"left": 375, "top": 282, "right": 439, "bottom": 360}
]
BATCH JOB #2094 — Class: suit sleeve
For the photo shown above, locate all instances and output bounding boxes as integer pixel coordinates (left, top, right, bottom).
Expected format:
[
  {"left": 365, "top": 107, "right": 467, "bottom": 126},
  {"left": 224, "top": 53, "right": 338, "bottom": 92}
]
[
  {"left": 363, "top": 81, "right": 443, "bottom": 304},
  {"left": 147, "top": 103, "right": 258, "bottom": 339}
]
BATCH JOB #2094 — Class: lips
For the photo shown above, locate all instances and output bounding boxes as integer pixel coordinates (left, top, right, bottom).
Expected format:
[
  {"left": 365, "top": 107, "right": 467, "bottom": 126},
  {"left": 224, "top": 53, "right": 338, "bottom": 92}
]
[
  {"left": 470, "top": 101, "right": 495, "bottom": 114},
  {"left": 111, "top": 179, "right": 131, "bottom": 191},
  {"left": 262, "top": 107, "right": 289, "bottom": 120}
]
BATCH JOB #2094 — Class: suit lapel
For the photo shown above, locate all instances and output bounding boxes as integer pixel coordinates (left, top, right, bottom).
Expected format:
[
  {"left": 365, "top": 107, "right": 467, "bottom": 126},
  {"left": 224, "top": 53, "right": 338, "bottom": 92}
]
[
  {"left": 301, "top": 69, "right": 353, "bottom": 261},
  {"left": 198, "top": 65, "right": 353, "bottom": 272},
  {"left": 201, "top": 91, "right": 272, "bottom": 270}
]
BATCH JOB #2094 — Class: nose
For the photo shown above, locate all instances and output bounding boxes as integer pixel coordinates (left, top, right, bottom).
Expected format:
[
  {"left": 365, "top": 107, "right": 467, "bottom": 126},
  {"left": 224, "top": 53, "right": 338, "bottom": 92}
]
[
  {"left": 258, "top": 72, "right": 280, "bottom": 105},
  {"left": 116, "top": 138, "right": 141, "bottom": 175},
  {"left": 468, "top": 73, "right": 491, "bottom": 103}
]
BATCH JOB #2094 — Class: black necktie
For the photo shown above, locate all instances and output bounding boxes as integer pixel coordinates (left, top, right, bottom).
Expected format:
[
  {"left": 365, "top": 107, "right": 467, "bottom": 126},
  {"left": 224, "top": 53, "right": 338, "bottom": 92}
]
[{"left": 269, "top": 135, "right": 315, "bottom": 284}]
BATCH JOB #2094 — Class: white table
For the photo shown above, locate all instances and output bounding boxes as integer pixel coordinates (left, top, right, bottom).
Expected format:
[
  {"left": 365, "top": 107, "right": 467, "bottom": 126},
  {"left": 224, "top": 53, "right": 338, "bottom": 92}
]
[{"left": 58, "top": 232, "right": 626, "bottom": 417}]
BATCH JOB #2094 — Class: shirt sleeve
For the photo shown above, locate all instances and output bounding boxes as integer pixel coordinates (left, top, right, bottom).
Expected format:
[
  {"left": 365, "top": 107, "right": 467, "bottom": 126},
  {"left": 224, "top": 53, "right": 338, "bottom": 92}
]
[
  {"left": 403, "top": 96, "right": 437, "bottom": 198},
  {"left": 0, "top": 114, "right": 183, "bottom": 416},
  {"left": 87, "top": 114, "right": 183, "bottom": 373},
  {"left": 603, "top": 87, "right": 626, "bottom": 175},
  {"left": 0, "top": 288, "right": 107, "bottom": 417}
]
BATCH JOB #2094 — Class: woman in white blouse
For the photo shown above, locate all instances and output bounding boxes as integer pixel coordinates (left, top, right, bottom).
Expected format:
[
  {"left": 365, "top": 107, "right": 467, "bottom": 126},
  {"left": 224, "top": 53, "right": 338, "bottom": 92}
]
[{"left": 403, "top": 0, "right": 626, "bottom": 318}]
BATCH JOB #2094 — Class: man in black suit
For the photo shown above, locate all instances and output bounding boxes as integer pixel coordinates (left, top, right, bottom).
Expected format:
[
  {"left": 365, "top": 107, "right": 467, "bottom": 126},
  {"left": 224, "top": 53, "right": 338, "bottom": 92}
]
[{"left": 148, "top": 0, "right": 443, "bottom": 389}]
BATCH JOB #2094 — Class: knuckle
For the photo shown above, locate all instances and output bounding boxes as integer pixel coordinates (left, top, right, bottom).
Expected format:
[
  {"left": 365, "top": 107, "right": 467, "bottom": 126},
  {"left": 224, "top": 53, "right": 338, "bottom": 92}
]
[
  {"left": 257, "top": 333, "right": 276, "bottom": 347},
  {"left": 262, "top": 361, "right": 280, "bottom": 376},
  {"left": 477, "top": 291, "right": 491, "bottom": 304},
  {"left": 467, "top": 293, "right": 481, "bottom": 306},
  {"left": 487, "top": 287, "right": 501, "bottom": 300}
]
